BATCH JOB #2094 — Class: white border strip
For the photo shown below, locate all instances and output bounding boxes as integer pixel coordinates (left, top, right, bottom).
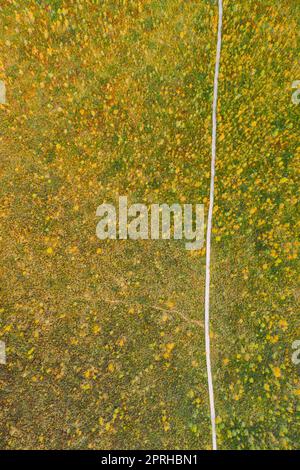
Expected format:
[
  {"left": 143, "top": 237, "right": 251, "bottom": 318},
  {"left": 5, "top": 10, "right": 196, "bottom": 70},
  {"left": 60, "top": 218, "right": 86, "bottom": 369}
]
[{"left": 205, "top": 0, "right": 223, "bottom": 451}]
